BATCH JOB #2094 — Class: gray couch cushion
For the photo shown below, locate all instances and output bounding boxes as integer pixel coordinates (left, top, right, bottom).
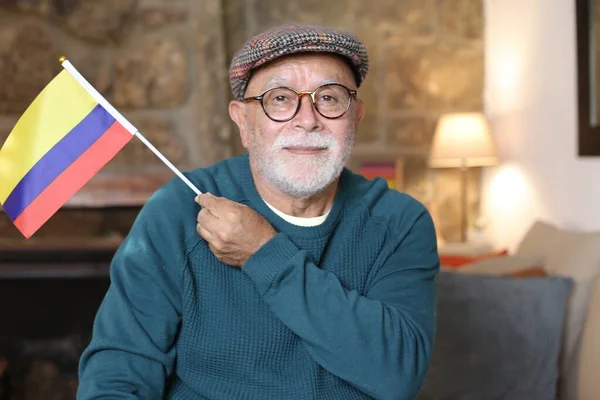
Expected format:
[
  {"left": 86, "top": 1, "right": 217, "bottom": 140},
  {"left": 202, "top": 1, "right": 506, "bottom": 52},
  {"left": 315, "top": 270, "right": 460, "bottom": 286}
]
[{"left": 418, "top": 271, "right": 572, "bottom": 400}]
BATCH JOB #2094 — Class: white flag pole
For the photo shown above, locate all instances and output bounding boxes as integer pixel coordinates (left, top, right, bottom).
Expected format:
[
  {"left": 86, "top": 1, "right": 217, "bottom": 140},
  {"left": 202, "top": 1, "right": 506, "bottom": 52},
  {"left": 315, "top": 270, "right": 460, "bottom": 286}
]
[{"left": 58, "top": 56, "right": 202, "bottom": 196}]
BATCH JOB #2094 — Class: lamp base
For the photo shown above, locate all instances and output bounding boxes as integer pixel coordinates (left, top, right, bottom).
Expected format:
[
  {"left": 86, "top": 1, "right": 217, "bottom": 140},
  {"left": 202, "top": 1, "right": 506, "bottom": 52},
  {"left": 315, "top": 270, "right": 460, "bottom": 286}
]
[{"left": 460, "top": 166, "right": 469, "bottom": 243}]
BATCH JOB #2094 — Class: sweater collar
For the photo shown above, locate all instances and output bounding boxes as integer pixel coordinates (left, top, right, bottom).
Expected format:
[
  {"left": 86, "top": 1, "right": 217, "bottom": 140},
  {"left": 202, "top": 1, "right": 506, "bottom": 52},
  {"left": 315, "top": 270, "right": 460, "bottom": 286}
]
[{"left": 238, "top": 153, "right": 351, "bottom": 239}]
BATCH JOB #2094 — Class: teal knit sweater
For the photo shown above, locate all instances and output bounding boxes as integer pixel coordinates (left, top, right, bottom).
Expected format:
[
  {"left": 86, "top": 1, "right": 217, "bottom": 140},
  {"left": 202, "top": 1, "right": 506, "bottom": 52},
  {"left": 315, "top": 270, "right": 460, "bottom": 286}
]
[{"left": 77, "top": 154, "right": 440, "bottom": 400}]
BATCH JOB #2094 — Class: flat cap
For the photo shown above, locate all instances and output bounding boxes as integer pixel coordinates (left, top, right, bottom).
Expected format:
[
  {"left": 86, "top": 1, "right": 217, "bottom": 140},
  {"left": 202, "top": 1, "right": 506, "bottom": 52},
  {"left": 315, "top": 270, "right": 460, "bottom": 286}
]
[{"left": 229, "top": 23, "right": 369, "bottom": 100}]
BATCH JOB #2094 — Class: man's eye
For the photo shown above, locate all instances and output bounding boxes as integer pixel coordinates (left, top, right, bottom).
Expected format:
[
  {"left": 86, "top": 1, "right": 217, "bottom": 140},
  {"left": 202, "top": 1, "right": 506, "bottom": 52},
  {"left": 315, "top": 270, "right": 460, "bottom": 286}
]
[{"left": 319, "top": 95, "right": 338, "bottom": 103}]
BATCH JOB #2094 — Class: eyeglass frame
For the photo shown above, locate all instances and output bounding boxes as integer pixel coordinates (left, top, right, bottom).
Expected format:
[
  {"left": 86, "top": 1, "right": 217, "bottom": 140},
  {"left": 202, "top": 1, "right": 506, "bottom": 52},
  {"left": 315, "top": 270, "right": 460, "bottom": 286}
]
[{"left": 242, "top": 83, "right": 358, "bottom": 122}]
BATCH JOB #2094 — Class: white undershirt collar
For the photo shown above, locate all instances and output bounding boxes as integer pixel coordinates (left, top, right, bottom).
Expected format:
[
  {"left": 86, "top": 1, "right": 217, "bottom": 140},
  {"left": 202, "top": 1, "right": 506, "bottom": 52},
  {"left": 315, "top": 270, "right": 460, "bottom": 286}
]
[{"left": 263, "top": 200, "right": 329, "bottom": 227}]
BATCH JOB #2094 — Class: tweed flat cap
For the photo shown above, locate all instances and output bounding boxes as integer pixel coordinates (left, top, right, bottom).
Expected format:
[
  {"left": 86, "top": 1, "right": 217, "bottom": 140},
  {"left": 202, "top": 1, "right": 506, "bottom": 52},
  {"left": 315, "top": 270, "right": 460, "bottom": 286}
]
[{"left": 229, "top": 23, "right": 369, "bottom": 100}]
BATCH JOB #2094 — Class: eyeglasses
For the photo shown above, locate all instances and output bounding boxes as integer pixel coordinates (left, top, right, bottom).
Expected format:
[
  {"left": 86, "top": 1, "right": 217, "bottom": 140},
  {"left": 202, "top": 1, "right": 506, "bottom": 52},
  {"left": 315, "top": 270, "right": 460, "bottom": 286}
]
[{"left": 242, "top": 83, "right": 357, "bottom": 122}]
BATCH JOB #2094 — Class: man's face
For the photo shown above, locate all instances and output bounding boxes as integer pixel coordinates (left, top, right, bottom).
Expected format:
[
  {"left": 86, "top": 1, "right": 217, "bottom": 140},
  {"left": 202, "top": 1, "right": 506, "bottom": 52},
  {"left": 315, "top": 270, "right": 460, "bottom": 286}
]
[{"left": 232, "top": 53, "right": 364, "bottom": 199}]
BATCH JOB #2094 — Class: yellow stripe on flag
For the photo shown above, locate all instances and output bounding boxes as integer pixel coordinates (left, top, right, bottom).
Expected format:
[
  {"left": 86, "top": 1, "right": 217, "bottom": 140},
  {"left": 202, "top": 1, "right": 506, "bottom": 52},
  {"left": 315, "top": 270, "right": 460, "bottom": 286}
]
[{"left": 0, "top": 70, "right": 98, "bottom": 203}]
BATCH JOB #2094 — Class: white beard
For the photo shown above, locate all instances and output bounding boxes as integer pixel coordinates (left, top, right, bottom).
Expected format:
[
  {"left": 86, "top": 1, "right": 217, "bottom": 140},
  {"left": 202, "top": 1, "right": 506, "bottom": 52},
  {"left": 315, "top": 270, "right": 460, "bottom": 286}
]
[{"left": 249, "top": 129, "right": 355, "bottom": 199}]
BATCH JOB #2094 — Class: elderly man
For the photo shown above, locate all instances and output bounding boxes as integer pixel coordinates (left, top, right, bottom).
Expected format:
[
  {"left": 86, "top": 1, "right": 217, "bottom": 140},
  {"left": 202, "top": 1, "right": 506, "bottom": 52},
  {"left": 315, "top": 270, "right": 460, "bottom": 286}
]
[{"left": 77, "top": 24, "right": 440, "bottom": 400}]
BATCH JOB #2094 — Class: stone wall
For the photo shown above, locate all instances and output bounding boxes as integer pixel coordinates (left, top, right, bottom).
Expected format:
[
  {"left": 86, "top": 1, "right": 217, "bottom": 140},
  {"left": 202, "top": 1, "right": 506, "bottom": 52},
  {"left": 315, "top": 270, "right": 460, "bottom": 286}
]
[
  {"left": 0, "top": 0, "right": 232, "bottom": 171},
  {"left": 0, "top": 0, "right": 484, "bottom": 243},
  {"left": 223, "top": 0, "right": 484, "bottom": 242},
  {"left": 0, "top": 0, "right": 233, "bottom": 240}
]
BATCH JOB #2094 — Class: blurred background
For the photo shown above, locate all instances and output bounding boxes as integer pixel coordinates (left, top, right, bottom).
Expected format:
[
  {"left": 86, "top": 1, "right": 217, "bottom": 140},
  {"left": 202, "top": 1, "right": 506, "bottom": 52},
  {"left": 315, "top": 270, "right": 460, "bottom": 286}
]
[
  {"left": 0, "top": 0, "right": 600, "bottom": 400},
  {"left": 0, "top": 0, "right": 485, "bottom": 398},
  {"left": 0, "top": 0, "right": 484, "bottom": 244}
]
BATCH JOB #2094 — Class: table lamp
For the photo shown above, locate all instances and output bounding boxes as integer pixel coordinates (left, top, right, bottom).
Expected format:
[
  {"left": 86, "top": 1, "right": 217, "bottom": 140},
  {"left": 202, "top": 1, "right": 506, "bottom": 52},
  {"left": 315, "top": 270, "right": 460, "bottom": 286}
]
[{"left": 428, "top": 112, "right": 498, "bottom": 242}]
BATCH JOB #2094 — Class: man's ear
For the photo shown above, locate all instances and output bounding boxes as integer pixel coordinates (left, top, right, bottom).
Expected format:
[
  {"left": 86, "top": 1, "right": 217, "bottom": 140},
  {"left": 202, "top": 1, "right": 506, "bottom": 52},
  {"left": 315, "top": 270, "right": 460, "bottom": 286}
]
[
  {"left": 354, "top": 98, "right": 365, "bottom": 126},
  {"left": 229, "top": 100, "right": 249, "bottom": 149}
]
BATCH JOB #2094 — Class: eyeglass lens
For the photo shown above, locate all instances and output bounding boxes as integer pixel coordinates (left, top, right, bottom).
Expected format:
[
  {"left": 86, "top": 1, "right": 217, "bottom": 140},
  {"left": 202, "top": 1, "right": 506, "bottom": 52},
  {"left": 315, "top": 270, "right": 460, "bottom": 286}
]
[{"left": 262, "top": 84, "right": 351, "bottom": 121}]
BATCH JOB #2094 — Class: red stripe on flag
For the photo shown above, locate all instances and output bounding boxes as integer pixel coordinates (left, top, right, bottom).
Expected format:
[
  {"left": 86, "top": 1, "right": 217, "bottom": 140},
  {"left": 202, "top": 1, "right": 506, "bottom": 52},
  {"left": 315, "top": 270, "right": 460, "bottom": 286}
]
[{"left": 13, "top": 122, "right": 132, "bottom": 238}]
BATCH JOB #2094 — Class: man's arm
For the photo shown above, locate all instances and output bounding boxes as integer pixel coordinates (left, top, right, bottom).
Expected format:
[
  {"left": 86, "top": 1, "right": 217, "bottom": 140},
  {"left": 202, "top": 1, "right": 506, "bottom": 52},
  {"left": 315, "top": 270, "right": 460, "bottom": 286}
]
[
  {"left": 77, "top": 185, "right": 188, "bottom": 399},
  {"left": 242, "top": 207, "right": 439, "bottom": 400}
]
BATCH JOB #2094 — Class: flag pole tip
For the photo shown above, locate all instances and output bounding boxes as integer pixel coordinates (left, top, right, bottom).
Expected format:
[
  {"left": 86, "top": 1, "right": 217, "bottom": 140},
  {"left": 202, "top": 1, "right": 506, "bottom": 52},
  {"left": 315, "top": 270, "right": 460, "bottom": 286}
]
[{"left": 58, "top": 56, "right": 67, "bottom": 63}]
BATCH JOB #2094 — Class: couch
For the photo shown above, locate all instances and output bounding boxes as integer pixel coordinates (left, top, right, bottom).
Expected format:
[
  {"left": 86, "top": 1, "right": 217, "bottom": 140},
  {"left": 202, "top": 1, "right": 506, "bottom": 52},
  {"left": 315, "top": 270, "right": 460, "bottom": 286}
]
[{"left": 417, "top": 220, "right": 600, "bottom": 400}]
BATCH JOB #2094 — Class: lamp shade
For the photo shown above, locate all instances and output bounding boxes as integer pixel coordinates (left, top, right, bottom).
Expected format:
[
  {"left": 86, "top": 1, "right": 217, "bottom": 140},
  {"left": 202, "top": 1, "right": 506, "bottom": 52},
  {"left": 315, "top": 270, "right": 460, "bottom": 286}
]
[{"left": 429, "top": 112, "right": 498, "bottom": 168}]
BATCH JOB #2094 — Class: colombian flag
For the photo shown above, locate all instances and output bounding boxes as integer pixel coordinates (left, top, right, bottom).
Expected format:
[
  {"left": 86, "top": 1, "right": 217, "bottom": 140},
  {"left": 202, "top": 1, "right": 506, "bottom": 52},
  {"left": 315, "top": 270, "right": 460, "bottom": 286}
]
[{"left": 0, "top": 59, "right": 134, "bottom": 238}]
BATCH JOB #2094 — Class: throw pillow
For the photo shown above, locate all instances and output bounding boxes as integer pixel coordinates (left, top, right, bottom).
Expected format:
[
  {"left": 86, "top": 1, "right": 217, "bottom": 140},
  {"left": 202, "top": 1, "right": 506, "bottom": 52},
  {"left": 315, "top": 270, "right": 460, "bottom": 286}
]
[
  {"left": 577, "top": 275, "right": 600, "bottom": 399},
  {"left": 515, "top": 220, "right": 600, "bottom": 399},
  {"left": 456, "top": 254, "right": 545, "bottom": 276},
  {"left": 418, "top": 271, "right": 572, "bottom": 400}
]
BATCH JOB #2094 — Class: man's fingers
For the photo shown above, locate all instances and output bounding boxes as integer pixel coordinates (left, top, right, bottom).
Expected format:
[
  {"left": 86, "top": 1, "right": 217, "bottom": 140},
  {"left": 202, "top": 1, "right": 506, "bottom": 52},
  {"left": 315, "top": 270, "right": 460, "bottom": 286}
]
[
  {"left": 197, "top": 223, "right": 214, "bottom": 241},
  {"left": 208, "top": 243, "right": 220, "bottom": 256},
  {"left": 195, "top": 193, "right": 220, "bottom": 216},
  {"left": 199, "top": 229, "right": 224, "bottom": 255},
  {"left": 197, "top": 208, "right": 219, "bottom": 232}
]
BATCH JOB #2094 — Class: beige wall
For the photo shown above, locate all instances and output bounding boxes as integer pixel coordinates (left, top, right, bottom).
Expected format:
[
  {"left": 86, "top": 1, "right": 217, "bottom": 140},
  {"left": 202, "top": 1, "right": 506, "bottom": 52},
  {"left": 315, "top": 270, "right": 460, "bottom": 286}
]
[
  {"left": 482, "top": 0, "right": 600, "bottom": 251},
  {"left": 0, "top": 0, "right": 484, "bottom": 243}
]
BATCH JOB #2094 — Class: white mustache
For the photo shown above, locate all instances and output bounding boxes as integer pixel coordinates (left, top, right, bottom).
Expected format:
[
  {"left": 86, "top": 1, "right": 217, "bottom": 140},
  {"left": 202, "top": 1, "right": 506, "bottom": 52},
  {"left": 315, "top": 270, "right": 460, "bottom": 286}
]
[{"left": 273, "top": 132, "right": 337, "bottom": 149}]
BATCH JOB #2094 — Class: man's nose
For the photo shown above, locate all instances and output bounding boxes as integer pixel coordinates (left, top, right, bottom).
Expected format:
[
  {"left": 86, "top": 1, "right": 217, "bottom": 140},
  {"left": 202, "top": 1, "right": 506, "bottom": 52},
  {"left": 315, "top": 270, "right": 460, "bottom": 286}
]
[{"left": 292, "top": 95, "right": 323, "bottom": 132}]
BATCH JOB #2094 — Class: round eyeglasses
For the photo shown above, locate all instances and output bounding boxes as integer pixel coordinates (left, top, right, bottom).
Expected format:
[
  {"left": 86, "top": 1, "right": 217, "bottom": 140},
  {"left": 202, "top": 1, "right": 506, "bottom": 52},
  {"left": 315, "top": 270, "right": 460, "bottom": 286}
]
[{"left": 242, "top": 83, "right": 358, "bottom": 122}]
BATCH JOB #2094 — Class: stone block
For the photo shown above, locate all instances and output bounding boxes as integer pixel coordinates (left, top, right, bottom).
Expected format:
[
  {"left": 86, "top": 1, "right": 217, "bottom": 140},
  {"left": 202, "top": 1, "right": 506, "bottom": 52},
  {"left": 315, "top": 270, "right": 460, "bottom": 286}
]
[
  {"left": 288, "top": 0, "right": 354, "bottom": 29},
  {"left": 109, "top": 118, "right": 187, "bottom": 168},
  {"left": 250, "top": 1, "right": 295, "bottom": 34},
  {"left": 0, "top": 23, "right": 60, "bottom": 114},
  {"left": 111, "top": 36, "right": 189, "bottom": 109},
  {"left": 72, "top": 53, "right": 113, "bottom": 96},
  {"left": 384, "top": 40, "right": 483, "bottom": 112},
  {"left": 440, "top": 0, "right": 483, "bottom": 39},
  {"left": 57, "top": 0, "right": 138, "bottom": 44},
  {"left": 0, "top": 0, "right": 51, "bottom": 17},
  {"left": 138, "top": 7, "right": 188, "bottom": 30},
  {"left": 222, "top": 0, "right": 249, "bottom": 60},
  {"left": 251, "top": 0, "right": 354, "bottom": 35},
  {"left": 356, "top": 0, "right": 437, "bottom": 37},
  {"left": 357, "top": 114, "right": 380, "bottom": 144},
  {"left": 0, "top": 129, "right": 8, "bottom": 147},
  {"left": 356, "top": 46, "right": 383, "bottom": 144},
  {"left": 195, "top": 0, "right": 232, "bottom": 165},
  {"left": 388, "top": 115, "right": 435, "bottom": 147},
  {"left": 3, "top": 0, "right": 138, "bottom": 43}
]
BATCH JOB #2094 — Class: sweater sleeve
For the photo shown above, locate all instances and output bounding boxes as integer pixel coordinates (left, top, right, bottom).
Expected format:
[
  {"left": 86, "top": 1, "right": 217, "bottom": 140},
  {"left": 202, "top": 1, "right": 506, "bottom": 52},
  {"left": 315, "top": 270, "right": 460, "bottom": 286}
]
[
  {"left": 242, "top": 207, "right": 440, "bottom": 400},
  {"left": 77, "top": 185, "right": 189, "bottom": 399}
]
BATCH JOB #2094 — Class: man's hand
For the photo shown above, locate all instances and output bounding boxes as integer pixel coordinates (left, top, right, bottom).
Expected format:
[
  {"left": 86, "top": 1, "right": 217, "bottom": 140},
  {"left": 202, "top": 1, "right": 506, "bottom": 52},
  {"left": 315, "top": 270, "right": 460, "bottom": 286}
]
[{"left": 195, "top": 193, "right": 277, "bottom": 267}]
